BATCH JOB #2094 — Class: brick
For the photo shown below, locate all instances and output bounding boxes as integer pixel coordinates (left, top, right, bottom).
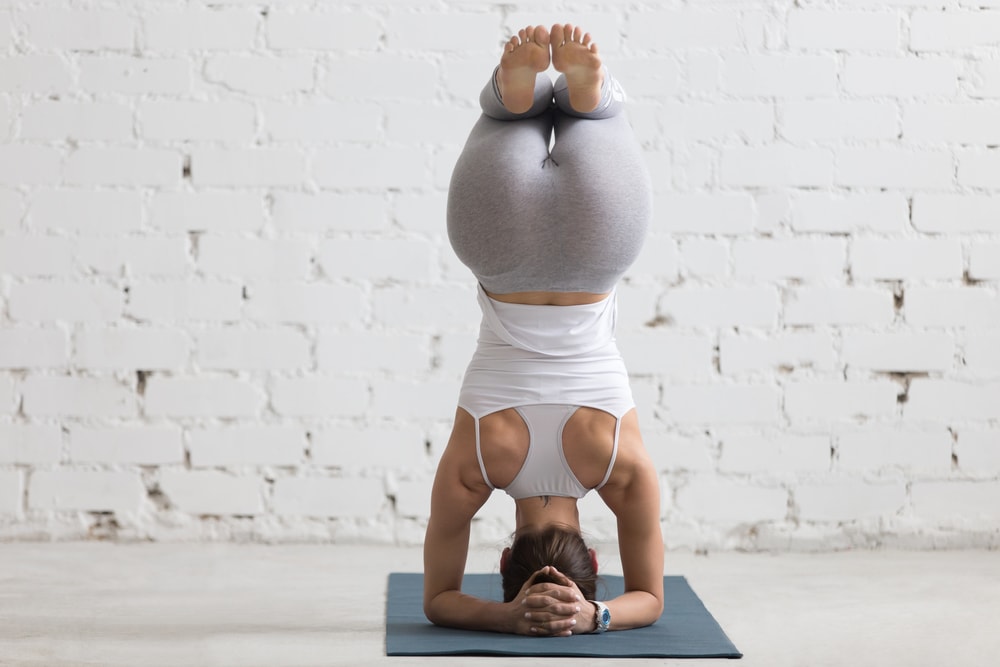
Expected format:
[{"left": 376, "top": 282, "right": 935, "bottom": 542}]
[
  {"left": 965, "top": 336, "right": 1000, "bottom": 377},
  {"left": 791, "top": 193, "right": 908, "bottom": 233},
  {"left": 20, "top": 101, "right": 132, "bottom": 141},
  {"left": 270, "top": 377, "right": 368, "bottom": 418},
  {"left": 273, "top": 476, "right": 384, "bottom": 518},
  {"left": 140, "top": 101, "right": 255, "bottom": 141},
  {"left": 618, "top": 333, "right": 713, "bottom": 379},
  {"left": 796, "top": 478, "right": 905, "bottom": 522},
  {"left": 628, "top": 10, "right": 742, "bottom": 49},
  {"left": 0, "top": 424, "right": 62, "bottom": 464},
  {"left": 386, "top": 12, "right": 496, "bottom": 51},
  {"left": 159, "top": 470, "right": 262, "bottom": 516},
  {"left": 787, "top": 10, "right": 899, "bottom": 50},
  {"left": 679, "top": 239, "right": 729, "bottom": 278},
  {"left": 722, "top": 55, "right": 837, "bottom": 96},
  {"left": 262, "top": 102, "right": 381, "bottom": 142},
  {"left": 317, "top": 332, "right": 431, "bottom": 374},
  {"left": 311, "top": 425, "right": 427, "bottom": 469},
  {"left": 845, "top": 56, "right": 959, "bottom": 96},
  {"left": 781, "top": 101, "right": 898, "bottom": 141},
  {"left": 79, "top": 56, "right": 190, "bottom": 94},
  {"left": 188, "top": 425, "right": 305, "bottom": 467},
  {"left": 645, "top": 432, "right": 714, "bottom": 473},
  {"left": 386, "top": 103, "right": 478, "bottom": 145},
  {"left": 272, "top": 192, "right": 389, "bottom": 233},
  {"left": 70, "top": 426, "right": 182, "bottom": 465},
  {"left": 205, "top": 56, "right": 314, "bottom": 95},
  {"left": 655, "top": 194, "right": 754, "bottom": 234},
  {"left": 267, "top": 10, "right": 380, "bottom": 50},
  {"left": 0, "top": 189, "right": 22, "bottom": 232},
  {"left": 373, "top": 286, "right": 479, "bottom": 332},
  {"left": 75, "top": 328, "right": 189, "bottom": 370},
  {"left": 838, "top": 429, "right": 952, "bottom": 472},
  {"left": 624, "top": 235, "right": 680, "bottom": 283},
  {"left": 969, "top": 61, "right": 1000, "bottom": 98},
  {"left": 661, "top": 384, "right": 782, "bottom": 425},
  {"left": 720, "top": 434, "right": 830, "bottom": 474},
  {"left": 0, "top": 236, "right": 74, "bottom": 276},
  {"left": 319, "top": 239, "right": 433, "bottom": 282},
  {"left": 198, "top": 236, "right": 312, "bottom": 279},
  {"left": 436, "top": 332, "right": 477, "bottom": 376},
  {"left": 843, "top": 333, "right": 954, "bottom": 372},
  {"left": 30, "top": 190, "right": 142, "bottom": 233},
  {"left": 0, "top": 55, "right": 72, "bottom": 92},
  {"left": 143, "top": 9, "right": 257, "bottom": 51},
  {"left": 721, "top": 146, "right": 834, "bottom": 187},
  {"left": 906, "top": 380, "right": 1000, "bottom": 420},
  {"left": 149, "top": 192, "right": 265, "bottom": 233},
  {"left": 394, "top": 479, "right": 431, "bottom": 520},
  {"left": 245, "top": 283, "right": 365, "bottom": 325},
  {"left": 904, "top": 103, "right": 1000, "bottom": 143},
  {"left": 912, "top": 481, "right": 1000, "bottom": 521},
  {"left": 910, "top": 10, "right": 1000, "bottom": 50},
  {"left": 312, "top": 146, "right": 427, "bottom": 188},
  {"left": 77, "top": 237, "right": 187, "bottom": 277},
  {"left": 323, "top": 58, "right": 438, "bottom": 101},
  {"left": 9, "top": 283, "right": 122, "bottom": 323},
  {"left": 720, "top": 332, "right": 835, "bottom": 374},
  {"left": 64, "top": 148, "right": 181, "bottom": 187},
  {"left": 0, "top": 376, "right": 13, "bottom": 415},
  {"left": 22, "top": 376, "right": 136, "bottom": 418},
  {"left": 660, "top": 287, "right": 779, "bottom": 328},
  {"left": 785, "top": 288, "right": 894, "bottom": 326},
  {"left": 733, "top": 239, "right": 845, "bottom": 280},
  {"left": 0, "top": 470, "right": 21, "bottom": 515},
  {"left": 912, "top": 194, "right": 1000, "bottom": 232},
  {"left": 28, "top": 470, "right": 144, "bottom": 513},
  {"left": 784, "top": 381, "right": 899, "bottom": 422},
  {"left": 658, "top": 102, "right": 773, "bottom": 142},
  {"left": 22, "top": 9, "right": 134, "bottom": 50},
  {"left": 196, "top": 329, "right": 311, "bottom": 371},
  {"left": 370, "top": 378, "right": 460, "bottom": 421},
  {"left": 144, "top": 377, "right": 264, "bottom": 418},
  {"left": 610, "top": 57, "right": 681, "bottom": 98},
  {"left": 0, "top": 328, "right": 67, "bottom": 369},
  {"left": 958, "top": 151, "right": 1000, "bottom": 188},
  {"left": 127, "top": 282, "right": 242, "bottom": 323},
  {"left": 851, "top": 238, "right": 963, "bottom": 280},
  {"left": 676, "top": 477, "right": 787, "bottom": 523},
  {"left": 191, "top": 148, "right": 306, "bottom": 187},
  {"left": 0, "top": 146, "right": 61, "bottom": 186},
  {"left": 836, "top": 148, "right": 952, "bottom": 188},
  {"left": 956, "top": 431, "right": 1000, "bottom": 472},
  {"left": 906, "top": 287, "right": 1000, "bottom": 327}
]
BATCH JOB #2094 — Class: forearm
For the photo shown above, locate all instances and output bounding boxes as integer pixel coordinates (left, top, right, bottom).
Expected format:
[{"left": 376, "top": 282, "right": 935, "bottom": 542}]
[
  {"left": 600, "top": 589, "right": 663, "bottom": 631},
  {"left": 425, "top": 589, "right": 515, "bottom": 633}
]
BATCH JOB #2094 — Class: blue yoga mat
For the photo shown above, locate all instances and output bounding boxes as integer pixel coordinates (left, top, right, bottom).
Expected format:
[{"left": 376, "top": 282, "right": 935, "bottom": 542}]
[{"left": 386, "top": 573, "right": 742, "bottom": 658}]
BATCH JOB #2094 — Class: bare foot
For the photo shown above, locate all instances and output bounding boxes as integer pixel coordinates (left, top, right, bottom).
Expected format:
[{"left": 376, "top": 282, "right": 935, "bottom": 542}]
[
  {"left": 497, "top": 25, "right": 551, "bottom": 114},
  {"left": 550, "top": 23, "right": 604, "bottom": 113}
]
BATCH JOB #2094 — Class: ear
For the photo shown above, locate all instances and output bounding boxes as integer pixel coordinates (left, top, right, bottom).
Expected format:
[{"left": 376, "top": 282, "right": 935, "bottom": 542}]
[
  {"left": 589, "top": 548, "right": 598, "bottom": 574},
  {"left": 500, "top": 546, "right": 511, "bottom": 574}
]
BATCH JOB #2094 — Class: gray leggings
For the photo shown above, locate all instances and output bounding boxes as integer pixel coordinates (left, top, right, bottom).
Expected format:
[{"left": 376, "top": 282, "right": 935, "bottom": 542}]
[{"left": 446, "top": 68, "right": 652, "bottom": 295}]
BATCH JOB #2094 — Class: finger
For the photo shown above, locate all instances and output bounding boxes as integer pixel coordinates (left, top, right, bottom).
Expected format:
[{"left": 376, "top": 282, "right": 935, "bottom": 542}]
[{"left": 528, "top": 616, "right": 578, "bottom": 636}]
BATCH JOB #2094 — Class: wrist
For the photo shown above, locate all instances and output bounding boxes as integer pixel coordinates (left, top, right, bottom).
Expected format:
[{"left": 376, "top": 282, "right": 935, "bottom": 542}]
[{"left": 582, "top": 600, "right": 599, "bottom": 633}]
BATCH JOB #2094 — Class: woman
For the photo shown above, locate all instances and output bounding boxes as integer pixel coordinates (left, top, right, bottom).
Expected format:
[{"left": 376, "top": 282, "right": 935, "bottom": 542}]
[{"left": 423, "top": 23, "right": 662, "bottom": 636}]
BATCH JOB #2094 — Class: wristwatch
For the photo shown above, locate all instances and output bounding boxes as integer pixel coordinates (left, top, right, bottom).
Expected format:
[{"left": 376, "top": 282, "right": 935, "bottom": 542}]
[{"left": 590, "top": 600, "right": 611, "bottom": 633}]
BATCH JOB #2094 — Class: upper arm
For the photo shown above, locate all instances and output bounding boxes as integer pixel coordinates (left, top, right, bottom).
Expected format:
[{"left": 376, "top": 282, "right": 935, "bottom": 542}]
[
  {"left": 422, "top": 417, "right": 493, "bottom": 615},
  {"left": 598, "top": 424, "right": 664, "bottom": 609}
]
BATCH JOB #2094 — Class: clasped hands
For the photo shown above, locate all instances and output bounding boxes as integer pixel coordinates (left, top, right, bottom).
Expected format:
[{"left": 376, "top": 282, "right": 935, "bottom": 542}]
[{"left": 508, "top": 565, "right": 597, "bottom": 636}]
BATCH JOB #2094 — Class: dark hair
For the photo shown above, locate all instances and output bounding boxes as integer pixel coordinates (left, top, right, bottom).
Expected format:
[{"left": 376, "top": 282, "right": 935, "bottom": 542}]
[{"left": 501, "top": 525, "right": 597, "bottom": 602}]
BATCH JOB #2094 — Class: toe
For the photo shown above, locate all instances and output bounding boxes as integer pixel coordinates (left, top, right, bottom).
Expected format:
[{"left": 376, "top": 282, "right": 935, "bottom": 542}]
[
  {"left": 550, "top": 23, "right": 565, "bottom": 45},
  {"left": 534, "top": 24, "right": 550, "bottom": 46}
]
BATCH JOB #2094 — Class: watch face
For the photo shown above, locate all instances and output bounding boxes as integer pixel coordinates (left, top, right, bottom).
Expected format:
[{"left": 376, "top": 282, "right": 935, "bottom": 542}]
[{"left": 600, "top": 607, "right": 611, "bottom": 626}]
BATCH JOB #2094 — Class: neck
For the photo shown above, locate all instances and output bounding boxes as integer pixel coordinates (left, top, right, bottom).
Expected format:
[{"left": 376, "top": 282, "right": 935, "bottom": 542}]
[{"left": 515, "top": 496, "right": 581, "bottom": 534}]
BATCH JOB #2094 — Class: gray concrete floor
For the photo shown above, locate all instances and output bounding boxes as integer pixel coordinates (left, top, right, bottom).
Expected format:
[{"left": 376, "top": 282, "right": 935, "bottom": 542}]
[{"left": 0, "top": 543, "right": 997, "bottom": 667}]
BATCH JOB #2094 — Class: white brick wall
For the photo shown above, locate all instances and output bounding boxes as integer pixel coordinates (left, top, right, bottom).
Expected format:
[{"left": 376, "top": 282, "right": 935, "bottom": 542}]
[{"left": 1, "top": 1, "right": 998, "bottom": 551}]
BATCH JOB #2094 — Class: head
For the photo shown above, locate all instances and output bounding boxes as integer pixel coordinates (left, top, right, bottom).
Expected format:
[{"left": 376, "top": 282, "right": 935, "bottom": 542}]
[{"left": 500, "top": 525, "right": 598, "bottom": 602}]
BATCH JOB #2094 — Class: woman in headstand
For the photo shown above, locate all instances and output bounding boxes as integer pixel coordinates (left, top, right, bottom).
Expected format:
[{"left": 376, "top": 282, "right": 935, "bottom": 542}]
[{"left": 423, "top": 24, "right": 661, "bottom": 636}]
